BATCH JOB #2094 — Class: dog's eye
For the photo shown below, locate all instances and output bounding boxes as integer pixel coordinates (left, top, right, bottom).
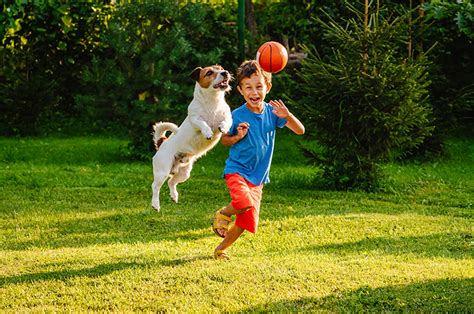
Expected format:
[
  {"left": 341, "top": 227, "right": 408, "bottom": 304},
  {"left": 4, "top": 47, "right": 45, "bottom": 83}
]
[{"left": 206, "top": 71, "right": 213, "bottom": 76}]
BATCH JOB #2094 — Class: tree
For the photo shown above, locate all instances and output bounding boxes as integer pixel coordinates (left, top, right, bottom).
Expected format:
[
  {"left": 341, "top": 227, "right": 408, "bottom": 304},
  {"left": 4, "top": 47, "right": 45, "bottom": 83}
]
[{"left": 293, "top": 3, "right": 434, "bottom": 190}]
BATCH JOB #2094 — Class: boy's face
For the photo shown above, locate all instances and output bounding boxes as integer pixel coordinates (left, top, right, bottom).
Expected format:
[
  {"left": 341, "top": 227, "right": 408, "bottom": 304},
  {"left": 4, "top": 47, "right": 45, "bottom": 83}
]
[{"left": 237, "top": 73, "right": 271, "bottom": 113}]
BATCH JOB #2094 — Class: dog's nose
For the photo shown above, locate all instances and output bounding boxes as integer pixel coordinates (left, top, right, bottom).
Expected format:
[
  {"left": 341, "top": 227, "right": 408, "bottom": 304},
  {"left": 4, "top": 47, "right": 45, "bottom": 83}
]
[{"left": 221, "top": 71, "right": 229, "bottom": 78}]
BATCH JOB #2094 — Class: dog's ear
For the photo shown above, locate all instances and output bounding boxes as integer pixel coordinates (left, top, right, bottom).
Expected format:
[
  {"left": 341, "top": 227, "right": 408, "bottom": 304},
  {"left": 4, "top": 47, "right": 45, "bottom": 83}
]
[{"left": 190, "top": 67, "right": 202, "bottom": 82}]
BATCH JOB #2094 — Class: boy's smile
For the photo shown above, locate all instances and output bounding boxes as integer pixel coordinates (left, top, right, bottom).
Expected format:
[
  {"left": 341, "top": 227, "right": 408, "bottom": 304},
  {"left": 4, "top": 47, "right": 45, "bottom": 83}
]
[{"left": 237, "top": 73, "right": 271, "bottom": 113}]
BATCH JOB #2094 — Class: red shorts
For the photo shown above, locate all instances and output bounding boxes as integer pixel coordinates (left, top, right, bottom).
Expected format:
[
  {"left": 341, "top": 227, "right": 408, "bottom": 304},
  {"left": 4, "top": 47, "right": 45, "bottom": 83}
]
[{"left": 225, "top": 173, "right": 263, "bottom": 234}]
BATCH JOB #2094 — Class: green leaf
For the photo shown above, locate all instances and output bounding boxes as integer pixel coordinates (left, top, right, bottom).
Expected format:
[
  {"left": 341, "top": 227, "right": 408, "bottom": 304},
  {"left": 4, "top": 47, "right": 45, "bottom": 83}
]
[
  {"left": 61, "top": 15, "right": 72, "bottom": 28},
  {"left": 58, "top": 41, "right": 67, "bottom": 50}
]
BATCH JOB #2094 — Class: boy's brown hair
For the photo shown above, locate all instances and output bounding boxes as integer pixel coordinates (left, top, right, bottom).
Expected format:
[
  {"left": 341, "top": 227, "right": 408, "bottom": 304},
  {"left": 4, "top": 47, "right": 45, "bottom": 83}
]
[{"left": 236, "top": 60, "right": 272, "bottom": 88}]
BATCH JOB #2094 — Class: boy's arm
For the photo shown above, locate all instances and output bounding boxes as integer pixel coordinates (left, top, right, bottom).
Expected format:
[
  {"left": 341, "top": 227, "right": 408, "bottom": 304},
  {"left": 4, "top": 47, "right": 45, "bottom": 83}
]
[
  {"left": 285, "top": 113, "right": 305, "bottom": 135},
  {"left": 269, "top": 100, "right": 305, "bottom": 135},
  {"left": 221, "top": 122, "right": 249, "bottom": 146}
]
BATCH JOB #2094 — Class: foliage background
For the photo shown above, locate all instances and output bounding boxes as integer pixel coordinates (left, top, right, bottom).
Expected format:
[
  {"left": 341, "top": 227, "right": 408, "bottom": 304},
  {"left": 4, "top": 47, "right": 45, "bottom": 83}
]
[
  {"left": 0, "top": 2, "right": 112, "bottom": 136},
  {"left": 0, "top": 0, "right": 472, "bottom": 180}
]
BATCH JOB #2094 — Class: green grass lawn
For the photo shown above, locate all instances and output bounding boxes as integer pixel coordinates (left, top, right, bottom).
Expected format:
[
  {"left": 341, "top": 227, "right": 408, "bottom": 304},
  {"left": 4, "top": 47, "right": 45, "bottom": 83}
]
[{"left": 0, "top": 132, "right": 472, "bottom": 311}]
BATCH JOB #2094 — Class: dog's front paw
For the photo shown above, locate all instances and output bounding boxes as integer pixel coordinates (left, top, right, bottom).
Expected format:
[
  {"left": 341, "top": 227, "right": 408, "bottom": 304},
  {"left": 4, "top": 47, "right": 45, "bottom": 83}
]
[
  {"left": 202, "top": 127, "right": 214, "bottom": 140},
  {"left": 218, "top": 119, "right": 231, "bottom": 134},
  {"left": 218, "top": 124, "right": 229, "bottom": 134}
]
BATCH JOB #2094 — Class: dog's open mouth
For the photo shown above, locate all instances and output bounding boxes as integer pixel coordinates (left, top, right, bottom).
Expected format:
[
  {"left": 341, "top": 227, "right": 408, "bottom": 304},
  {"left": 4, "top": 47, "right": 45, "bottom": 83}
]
[{"left": 214, "top": 79, "right": 229, "bottom": 90}]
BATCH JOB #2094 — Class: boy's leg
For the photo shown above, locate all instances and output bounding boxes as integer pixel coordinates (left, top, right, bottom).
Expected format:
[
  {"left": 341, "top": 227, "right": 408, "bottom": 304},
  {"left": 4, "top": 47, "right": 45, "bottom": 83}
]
[
  {"left": 215, "top": 224, "right": 245, "bottom": 257},
  {"left": 214, "top": 203, "right": 252, "bottom": 237},
  {"left": 214, "top": 174, "right": 253, "bottom": 237},
  {"left": 215, "top": 174, "right": 263, "bottom": 236},
  {"left": 222, "top": 202, "right": 251, "bottom": 217},
  {"left": 214, "top": 202, "right": 250, "bottom": 238}
]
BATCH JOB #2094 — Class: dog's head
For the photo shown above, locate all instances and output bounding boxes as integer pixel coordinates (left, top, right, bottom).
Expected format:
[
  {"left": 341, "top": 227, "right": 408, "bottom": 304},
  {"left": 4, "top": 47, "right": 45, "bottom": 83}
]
[{"left": 190, "top": 65, "right": 231, "bottom": 92}]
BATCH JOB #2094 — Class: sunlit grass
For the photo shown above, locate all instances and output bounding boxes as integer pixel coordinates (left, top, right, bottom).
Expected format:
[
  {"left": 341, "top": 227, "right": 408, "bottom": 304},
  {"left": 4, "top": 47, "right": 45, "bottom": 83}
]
[{"left": 0, "top": 133, "right": 472, "bottom": 311}]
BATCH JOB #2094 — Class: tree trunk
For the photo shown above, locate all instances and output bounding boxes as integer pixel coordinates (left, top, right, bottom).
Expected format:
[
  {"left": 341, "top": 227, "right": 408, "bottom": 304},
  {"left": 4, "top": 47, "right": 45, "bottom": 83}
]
[
  {"left": 418, "top": 0, "right": 425, "bottom": 54},
  {"left": 245, "top": 0, "right": 258, "bottom": 38},
  {"left": 408, "top": 0, "right": 413, "bottom": 59},
  {"left": 363, "top": 0, "right": 369, "bottom": 72},
  {"left": 364, "top": 0, "right": 369, "bottom": 31}
]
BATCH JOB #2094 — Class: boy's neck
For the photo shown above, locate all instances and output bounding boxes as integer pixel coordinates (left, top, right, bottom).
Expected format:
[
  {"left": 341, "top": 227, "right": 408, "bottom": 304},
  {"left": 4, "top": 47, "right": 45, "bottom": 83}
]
[{"left": 246, "top": 102, "right": 264, "bottom": 114}]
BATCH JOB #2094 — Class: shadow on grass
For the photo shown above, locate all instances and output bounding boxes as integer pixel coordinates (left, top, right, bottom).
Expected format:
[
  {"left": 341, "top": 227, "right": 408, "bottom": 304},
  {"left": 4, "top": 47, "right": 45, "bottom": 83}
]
[
  {"left": 302, "top": 232, "right": 473, "bottom": 259},
  {"left": 243, "top": 277, "right": 474, "bottom": 312},
  {"left": 264, "top": 185, "right": 473, "bottom": 219},
  {"left": 0, "top": 256, "right": 212, "bottom": 288},
  {"left": 1, "top": 209, "right": 216, "bottom": 251},
  {"left": 160, "top": 255, "right": 212, "bottom": 267},
  {"left": 0, "top": 262, "right": 139, "bottom": 288}
]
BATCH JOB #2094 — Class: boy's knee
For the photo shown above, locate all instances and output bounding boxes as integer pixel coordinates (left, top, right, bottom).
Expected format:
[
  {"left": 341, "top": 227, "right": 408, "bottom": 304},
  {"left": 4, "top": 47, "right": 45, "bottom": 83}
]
[
  {"left": 235, "top": 206, "right": 252, "bottom": 214},
  {"left": 222, "top": 204, "right": 252, "bottom": 216}
]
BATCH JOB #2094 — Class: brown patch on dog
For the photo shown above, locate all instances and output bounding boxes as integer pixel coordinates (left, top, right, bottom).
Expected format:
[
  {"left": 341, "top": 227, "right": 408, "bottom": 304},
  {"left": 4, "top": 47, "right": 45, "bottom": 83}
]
[
  {"left": 155, "top": 136, "right": 168, "bottom": 150},
  {"left": 170, "top": 152, "right": 192, "bottom": 175}
]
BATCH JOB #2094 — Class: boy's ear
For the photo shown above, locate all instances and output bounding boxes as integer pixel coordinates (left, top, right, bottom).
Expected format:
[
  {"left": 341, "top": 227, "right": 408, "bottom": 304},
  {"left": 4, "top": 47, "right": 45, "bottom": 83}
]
[
  {"left": 266, "top": 82, "right": 272, "bottom": 94},
  {"left": 237, "top": 85, "right": 244, "bottom": 95},
  {"left": 190, "top": 67, "right": 202, "bottom": 82}
]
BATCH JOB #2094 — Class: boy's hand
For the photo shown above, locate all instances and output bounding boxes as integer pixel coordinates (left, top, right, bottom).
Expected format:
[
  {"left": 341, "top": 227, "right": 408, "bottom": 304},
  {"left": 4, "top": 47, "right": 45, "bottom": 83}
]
[
  {"left": 270, "top": 99, "right": 291, "bottom": 119},
  {"left": 236, "top": 122, "right": 249, "bottom": 139},
  {"left": 221, "top": 122, "right": 249, "bottom": 146},
  {"left": 271, "top": 99, "right": 305, "bottom": 135}
]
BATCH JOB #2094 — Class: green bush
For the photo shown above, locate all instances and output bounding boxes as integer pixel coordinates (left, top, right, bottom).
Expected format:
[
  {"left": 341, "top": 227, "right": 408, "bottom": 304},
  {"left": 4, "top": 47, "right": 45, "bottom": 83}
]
[
  {"left": 422, "top": 0, "right": 474, "bottom": 132},
  {"left": 294, "top": 5, "right": 434, "bottom": 190},
  {"left": 254, "top": 0, "right": 345, "bottom": 50},
  {"left": 75, "top": 1, "right": 238, "bottom": 159},
  {"left": 0, "top": 2, "right": 112, "bottom": 136}
]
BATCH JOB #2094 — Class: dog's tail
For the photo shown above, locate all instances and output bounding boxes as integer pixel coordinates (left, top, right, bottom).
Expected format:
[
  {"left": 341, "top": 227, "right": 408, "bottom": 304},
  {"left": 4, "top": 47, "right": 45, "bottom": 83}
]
[{"left": 152, "top": 122, "right": 179, "bottom": 151}]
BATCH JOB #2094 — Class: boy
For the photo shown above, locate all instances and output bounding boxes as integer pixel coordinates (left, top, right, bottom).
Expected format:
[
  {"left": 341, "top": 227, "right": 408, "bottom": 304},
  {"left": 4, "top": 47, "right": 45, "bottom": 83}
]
[{"left": 212, "top": 60, "right": 305, "bottom": 260}]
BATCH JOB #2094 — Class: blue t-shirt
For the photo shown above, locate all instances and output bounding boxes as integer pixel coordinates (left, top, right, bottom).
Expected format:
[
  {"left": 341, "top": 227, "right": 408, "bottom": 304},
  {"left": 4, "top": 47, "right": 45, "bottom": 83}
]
[{"left": 223, "top": 102, "right": 287, "bottom": 185}]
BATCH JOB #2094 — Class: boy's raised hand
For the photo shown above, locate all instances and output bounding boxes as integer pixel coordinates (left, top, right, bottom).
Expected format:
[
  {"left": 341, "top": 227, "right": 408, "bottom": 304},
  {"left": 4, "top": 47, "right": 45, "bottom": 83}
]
[
  {"left": 271, "top": 99, "right": 305, "bottom": 135},
  {"left": 236, "top": 122, "right": 249, "bottom": 139},
  {"left": 269, "top": 99, "right": 290, "bottom": 119}
]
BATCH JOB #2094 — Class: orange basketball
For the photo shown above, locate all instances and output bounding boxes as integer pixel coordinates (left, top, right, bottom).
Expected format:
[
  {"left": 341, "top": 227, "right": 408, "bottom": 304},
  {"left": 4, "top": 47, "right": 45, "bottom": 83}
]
[{"left": 256, "top": 41, "right": 288, "bottom": 73}]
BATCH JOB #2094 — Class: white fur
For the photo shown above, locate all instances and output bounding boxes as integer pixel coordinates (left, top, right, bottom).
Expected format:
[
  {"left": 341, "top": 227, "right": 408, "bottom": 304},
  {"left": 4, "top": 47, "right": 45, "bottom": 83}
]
[{"left": 151, "top": 67, "right": 232, "bottom": 211}]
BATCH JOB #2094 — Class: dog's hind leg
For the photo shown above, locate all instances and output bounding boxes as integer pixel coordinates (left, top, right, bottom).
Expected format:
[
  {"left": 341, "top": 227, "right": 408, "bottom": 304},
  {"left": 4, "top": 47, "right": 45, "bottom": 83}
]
[
  {"left": 151, "top": 177, "right": 166, "bottom": 211},
  {"left": 151, "top": 154, "right": 173, "bottom": 211},
  {"left": 168, "top": 160, "right": 194, "bottom": 204}
]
